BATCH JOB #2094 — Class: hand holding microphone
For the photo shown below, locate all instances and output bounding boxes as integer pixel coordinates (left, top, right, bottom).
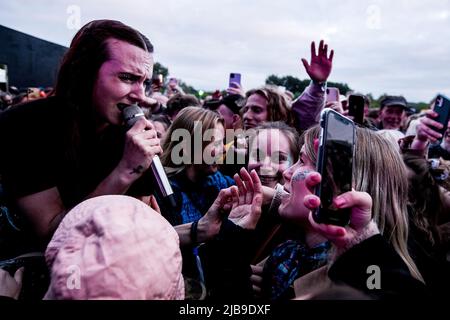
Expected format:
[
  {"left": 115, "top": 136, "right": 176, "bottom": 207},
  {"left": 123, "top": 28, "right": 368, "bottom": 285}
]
[
  {"left": 120, "top": 104, "right": 176, "bottom": 207},
  {"left": 120, "top": 106, "right": 162, "bottom": 176}
]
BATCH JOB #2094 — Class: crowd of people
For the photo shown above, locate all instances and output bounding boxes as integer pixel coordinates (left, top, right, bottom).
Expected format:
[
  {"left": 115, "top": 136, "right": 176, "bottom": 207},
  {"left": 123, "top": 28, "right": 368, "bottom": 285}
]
[{"left": 0, "top": 19, "right": 449, "bottom": 300}]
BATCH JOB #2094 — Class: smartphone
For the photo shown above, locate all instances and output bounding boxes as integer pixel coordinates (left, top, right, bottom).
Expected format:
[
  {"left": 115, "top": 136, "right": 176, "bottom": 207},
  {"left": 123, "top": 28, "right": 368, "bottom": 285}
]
[
  {"left": 326, "top": 87, "right": 340, "bottom": 103},
  {"left": 314, "top": 108, "right": 356, "bottom": 226},
  {"left": 433, "top": 94, "right": 450, "bottom": 136},
  {"left": 348, "top": 94, "right": 365, "bottom": 125},
  {"left": 229, "top": 73, "right": 241, "bottom": 88},
  {"left": 169, "top": 77, "right": 178, "bottom": 86}
]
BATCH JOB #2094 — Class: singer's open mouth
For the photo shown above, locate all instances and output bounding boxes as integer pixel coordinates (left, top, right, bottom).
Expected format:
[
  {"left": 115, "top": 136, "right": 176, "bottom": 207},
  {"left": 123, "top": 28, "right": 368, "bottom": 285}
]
[{"left": 117, "top": 103, "right": 130, "bottom": 111}]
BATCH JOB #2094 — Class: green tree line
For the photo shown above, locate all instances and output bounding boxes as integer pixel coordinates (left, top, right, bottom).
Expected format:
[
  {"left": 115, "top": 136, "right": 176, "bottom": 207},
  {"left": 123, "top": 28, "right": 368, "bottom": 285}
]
[{"left": 154, "top": 62, "right": 430, "bottom": 111}]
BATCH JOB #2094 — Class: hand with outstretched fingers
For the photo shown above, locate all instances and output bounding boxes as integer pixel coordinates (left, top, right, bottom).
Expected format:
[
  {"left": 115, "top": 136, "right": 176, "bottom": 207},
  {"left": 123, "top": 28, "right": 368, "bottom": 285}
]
[
  {"left": 198, "top": 186, "right": 235, "bottom": 242},
  {"left": 199, "top": 168, "right": 263, "bottom": 241},
  {"left": 301, "top": 40, "right": 334, "bottom": 83},
  {"left": 228, "top": 168, "right": 263, "bottom": 230}
]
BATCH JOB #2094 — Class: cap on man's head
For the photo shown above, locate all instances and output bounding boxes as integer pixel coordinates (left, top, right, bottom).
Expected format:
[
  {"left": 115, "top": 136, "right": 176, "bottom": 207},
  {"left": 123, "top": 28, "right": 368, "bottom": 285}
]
[{"left": 380, "top": 96, "right": 408, "bottom": 110}]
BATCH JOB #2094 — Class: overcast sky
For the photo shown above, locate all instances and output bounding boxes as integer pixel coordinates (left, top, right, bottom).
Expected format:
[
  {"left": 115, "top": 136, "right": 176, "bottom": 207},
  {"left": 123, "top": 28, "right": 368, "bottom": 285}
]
[{"left": 1, "top": 0, "right": 449, "bottom": 102}]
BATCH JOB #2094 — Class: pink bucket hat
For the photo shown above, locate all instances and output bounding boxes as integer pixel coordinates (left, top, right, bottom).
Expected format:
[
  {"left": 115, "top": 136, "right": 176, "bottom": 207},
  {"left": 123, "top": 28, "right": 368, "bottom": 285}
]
[{"left": 44, "top": 195, "right": 184, "bottom": 300}]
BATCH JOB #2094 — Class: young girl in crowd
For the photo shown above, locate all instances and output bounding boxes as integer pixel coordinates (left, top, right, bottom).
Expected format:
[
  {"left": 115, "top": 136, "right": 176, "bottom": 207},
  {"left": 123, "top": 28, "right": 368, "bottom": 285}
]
[
  {"left": 247, "top": 122, "right": 299, "bottom": 189},
  {"left": 160, "top": 106, "right": 234, "bottom": 226},
  {"left": 240, "top": 122, "right": 302, "bottom": 266},
  {"left": 159, "top": 106, "right": 234, "bottom": 295}
]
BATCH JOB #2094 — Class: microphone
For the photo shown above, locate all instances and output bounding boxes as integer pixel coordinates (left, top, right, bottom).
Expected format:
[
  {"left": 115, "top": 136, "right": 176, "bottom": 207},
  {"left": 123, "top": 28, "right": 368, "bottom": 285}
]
[{"left": 120, "top": 104, "right": 176, "bottom": 208}]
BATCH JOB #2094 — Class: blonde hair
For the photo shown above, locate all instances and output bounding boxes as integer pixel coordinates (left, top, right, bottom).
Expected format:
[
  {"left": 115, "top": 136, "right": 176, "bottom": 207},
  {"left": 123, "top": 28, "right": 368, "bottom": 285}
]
[
  {"left": 302, "top": 126, "right": 423, "bottom": 282},
  {"left": 376, "top": 129, "right": 405, "bottom": 153},
  {"left": 161, "top": 107, "right": 224, "bottom": 173}
]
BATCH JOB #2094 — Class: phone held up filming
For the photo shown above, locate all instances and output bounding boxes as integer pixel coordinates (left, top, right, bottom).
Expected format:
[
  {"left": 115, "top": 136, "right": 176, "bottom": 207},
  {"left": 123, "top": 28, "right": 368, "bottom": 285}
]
[
  {"left": 229, "top": 73, "right": 241, "bottom": 88},
  {"left": 314, "top": 108, "right": 356, "bottom": 226},
  {"left": 432, "top": 94, "right": 450, "bottom": 137}
]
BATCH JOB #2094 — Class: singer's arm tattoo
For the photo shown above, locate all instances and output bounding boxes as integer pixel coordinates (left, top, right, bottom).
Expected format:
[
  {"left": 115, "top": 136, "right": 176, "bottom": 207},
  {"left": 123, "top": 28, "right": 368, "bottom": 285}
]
[{"left": 130, "top": 165, "right": 144, "bottom": 175}]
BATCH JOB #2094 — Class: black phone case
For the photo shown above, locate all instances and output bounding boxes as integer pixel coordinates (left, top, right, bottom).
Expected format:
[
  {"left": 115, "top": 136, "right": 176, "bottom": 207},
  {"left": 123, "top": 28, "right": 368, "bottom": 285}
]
[
  {"left": 434, "top": 94, "right": 450, "bottom": 136},
  {"left": 348, "top": 95, "right": 365, "bottom": 125},
  {"left": 313, "top": 109, "right": 355, "bottom": 226}
]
